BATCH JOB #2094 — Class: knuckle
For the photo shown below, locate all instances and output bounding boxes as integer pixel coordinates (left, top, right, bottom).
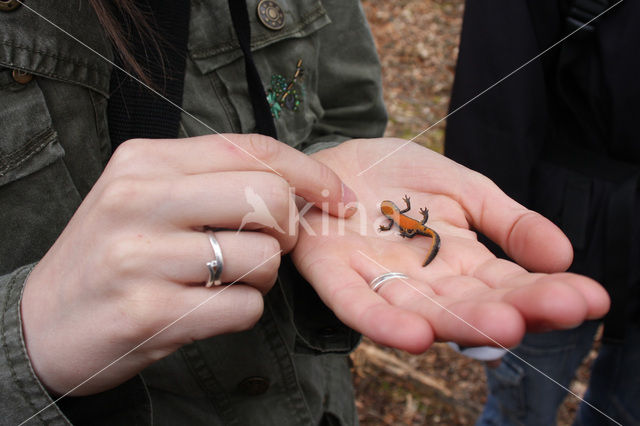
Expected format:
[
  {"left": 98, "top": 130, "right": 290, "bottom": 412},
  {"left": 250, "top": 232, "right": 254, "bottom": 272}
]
[
  {"left": 110, "top": 138, "right": 150, "bottom": 167},
  {"left": 266, "top": 176, "right": 291, "bottom": 209},
  {"left": 261, "top": 237, "right": 282, "bottom": 266},
  {"left": 236, "top": 291, "right": 264, "bottom": 329},
  {"left": 247, "top": 133, "right": 281, "bottom": 164},
  {"left": 253, "top": 238, "right": 281, "bottom": 284},
  {"left": 469, "top": 168, "right": 496, "bottom": 188},
  {"left": 97, "top": 177, "right": 146, "bottom": 213},
  {"left": 252, "top": 175, "right": 291, "bottom": 225}
]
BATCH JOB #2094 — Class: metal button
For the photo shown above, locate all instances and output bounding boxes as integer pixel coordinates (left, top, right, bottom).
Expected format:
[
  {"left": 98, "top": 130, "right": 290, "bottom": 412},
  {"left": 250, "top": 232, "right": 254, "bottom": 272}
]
[
  {"left": 257, "top": 0, "right": 285, "bottom": 31},
  {"left": 238, "top": 376, "right": 270, "bottom": 396},
  {"left": 12, "top": 69, "right": 33, "bottom": 84},
  {"left": 0, "top": 0, "right": 22, "bottom": 12}
]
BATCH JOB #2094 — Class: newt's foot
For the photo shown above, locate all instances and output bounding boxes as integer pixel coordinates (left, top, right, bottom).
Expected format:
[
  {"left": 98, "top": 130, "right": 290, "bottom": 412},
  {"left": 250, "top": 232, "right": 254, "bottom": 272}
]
[{"left": 419, "top": 207, "right": 429, "bottom": 224}]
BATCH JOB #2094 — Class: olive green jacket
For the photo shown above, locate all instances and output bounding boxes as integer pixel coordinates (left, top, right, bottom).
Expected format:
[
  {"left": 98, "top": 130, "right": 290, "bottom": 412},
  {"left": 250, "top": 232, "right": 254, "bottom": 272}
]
[{"left": 0, "top": 0, "right": 386, "bottom": 424}]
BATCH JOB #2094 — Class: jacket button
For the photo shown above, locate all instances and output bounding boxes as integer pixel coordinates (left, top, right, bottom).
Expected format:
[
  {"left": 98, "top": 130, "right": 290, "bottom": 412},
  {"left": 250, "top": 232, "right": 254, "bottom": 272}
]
[
  {"left": 12, "top": 69, "right": 33, "bottom": 84},
  {"left": 0, "top": 0, "right": 22, "bottom": 12},
  {"left": 238, "top": 376, "right": 270, "bottom": 396},
  {"left": 257, "top": 0, "right": 285, "bottom": 30}
]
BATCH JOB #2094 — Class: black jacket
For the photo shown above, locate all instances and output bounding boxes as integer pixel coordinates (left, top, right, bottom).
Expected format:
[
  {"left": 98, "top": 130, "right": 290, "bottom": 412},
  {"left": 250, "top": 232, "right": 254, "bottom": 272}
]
[{"left": 445, "top": 0, "right": 640, "bottom": 339}]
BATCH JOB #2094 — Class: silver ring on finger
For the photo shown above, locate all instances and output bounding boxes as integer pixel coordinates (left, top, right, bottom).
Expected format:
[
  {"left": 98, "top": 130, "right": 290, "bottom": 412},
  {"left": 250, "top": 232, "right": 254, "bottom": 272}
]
[
  {"left": 369, "top": 272, "right": 408, "bottom": 293},
  {"left": 205, "top": 231, "right": 224, "bottom": 287}
]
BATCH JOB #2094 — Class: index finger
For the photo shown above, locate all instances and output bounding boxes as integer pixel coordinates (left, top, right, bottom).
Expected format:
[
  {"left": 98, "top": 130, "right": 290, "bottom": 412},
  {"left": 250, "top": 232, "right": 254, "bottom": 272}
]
[{"left": 119, "top": 134, "right": 358, "bottom": 218}]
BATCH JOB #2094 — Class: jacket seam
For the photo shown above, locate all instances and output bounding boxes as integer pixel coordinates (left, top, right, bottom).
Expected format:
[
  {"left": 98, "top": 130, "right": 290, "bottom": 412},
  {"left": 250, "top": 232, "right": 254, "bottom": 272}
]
[
  {"left": 0, "top": 64, "right": 109, "bottom": 96},
  {"left": 178, "top": 345, "right": 240, "bottom": 425},
  {"left": 262, "top": 297, "right": 314, "bottom": 424},
  {"left": 0, "top": 40, "right": 110, "bottom": 76},
  {"left": 88, "top": 89, "right": 112, "bottom": 165},
  {"left": 138, "top": 374, "right": 154, "bottom": 426},
  {"left": 209, "top": 70, "right": 241, "bottom": 132},
  {"left": 190, "top": 5, "right": 326, "bottom": 59},
  {"left": 0, "top": 128, "right": 57, "bottom": 176}
]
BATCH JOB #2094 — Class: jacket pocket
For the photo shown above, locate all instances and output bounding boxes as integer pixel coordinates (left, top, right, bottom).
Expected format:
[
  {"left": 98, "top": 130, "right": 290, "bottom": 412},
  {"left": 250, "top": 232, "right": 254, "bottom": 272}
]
[
  {"left": 0, "top": 67, "right": 65, "bottom": 186},
  {"left": 189, "top": 0, "right": 329, "bottom": 73},
  {"left": 0, "top": 68, "right": 84, "bottom": 274},
  {"left": 184, "top": 0, "right": 330, "bottom": 145}
]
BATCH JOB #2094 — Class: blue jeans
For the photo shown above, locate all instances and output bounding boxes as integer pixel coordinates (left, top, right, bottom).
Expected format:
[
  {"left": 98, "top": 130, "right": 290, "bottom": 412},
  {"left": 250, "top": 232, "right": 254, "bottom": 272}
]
[{"left": 476, "top": 320, "right": 640, "bottom": 426}]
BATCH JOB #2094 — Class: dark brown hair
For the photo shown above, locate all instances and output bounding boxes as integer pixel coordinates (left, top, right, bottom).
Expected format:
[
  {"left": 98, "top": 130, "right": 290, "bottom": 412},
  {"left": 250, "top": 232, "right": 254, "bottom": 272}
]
[{"left": 89, "top": 0, "right": 161, "bottom": 87}]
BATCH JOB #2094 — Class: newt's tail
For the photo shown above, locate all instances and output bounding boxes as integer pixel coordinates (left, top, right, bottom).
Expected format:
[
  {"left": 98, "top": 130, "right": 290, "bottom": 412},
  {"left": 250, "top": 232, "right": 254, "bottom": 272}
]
[{"left": 422, "top": 228, "right": 441, "bottom": 267}]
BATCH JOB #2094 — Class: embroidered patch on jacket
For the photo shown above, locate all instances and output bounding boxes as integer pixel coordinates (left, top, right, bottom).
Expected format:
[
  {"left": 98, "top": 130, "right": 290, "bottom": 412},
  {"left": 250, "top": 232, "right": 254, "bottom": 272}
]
[{"left": 266, "top": 59, "right": 304, "bottom": 119}]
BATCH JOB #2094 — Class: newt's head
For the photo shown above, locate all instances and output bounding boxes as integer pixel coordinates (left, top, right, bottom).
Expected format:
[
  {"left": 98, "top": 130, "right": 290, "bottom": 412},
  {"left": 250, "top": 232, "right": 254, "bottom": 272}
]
[{"left": 380, "top": 200, "right": 399, "bottom": 218}]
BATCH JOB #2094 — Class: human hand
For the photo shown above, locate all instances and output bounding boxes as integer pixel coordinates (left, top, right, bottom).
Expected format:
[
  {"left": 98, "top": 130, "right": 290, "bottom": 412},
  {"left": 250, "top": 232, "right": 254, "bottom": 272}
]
[
  {"left": 292, "top": 138, "right": 610, "bottom": 353},
  {"left": 21, "top": 134, "right": 355, "bottom": 395}
]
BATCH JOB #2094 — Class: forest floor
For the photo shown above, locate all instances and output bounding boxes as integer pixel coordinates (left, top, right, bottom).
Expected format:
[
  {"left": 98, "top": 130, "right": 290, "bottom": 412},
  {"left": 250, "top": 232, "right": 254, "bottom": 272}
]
[{"left": 353, "top": 1, "right": 597, "bottom": 424}]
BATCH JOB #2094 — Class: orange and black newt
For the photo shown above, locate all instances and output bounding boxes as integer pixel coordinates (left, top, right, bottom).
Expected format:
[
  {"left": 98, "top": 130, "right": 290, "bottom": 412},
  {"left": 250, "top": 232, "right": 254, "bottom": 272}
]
[{"left": 379, "top": 195, "right": 441, "bottom": 266}]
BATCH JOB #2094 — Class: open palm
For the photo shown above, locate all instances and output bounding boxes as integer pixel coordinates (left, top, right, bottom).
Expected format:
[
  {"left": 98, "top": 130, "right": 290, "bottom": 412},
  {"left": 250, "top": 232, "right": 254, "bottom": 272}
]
[{"left": 292, "top": 138, "right": 609, "bottom": 353}]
